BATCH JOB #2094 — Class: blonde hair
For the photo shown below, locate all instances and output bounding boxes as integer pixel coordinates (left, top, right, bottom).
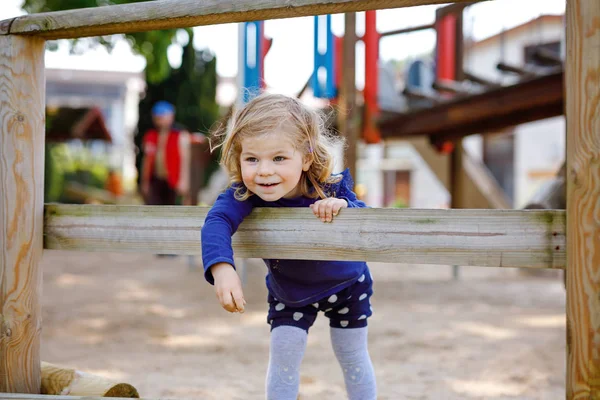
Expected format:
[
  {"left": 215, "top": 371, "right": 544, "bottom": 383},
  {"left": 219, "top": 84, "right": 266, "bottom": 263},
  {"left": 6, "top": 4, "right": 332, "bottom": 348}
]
[{"left": 210, "top": 93, "right": 343, "bottom": 201}]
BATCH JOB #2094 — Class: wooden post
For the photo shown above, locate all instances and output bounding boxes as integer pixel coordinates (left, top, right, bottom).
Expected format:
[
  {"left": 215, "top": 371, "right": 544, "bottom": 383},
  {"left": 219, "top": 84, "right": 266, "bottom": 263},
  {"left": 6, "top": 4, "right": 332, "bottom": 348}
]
[
  {"left": 0, "top": 35, "right": 46, "bottom": 394},
  {"left": 184, "top": 135, "right": 209, "bottom": 206},
  {"left": 449, "top": 140, "right": 464, "bottom": 280},
  {"left": 338, "top": 12, "right": 357, "bottom": 179},
  {"left": 565, "top": 0, "right": 600, "bottom": 398}
]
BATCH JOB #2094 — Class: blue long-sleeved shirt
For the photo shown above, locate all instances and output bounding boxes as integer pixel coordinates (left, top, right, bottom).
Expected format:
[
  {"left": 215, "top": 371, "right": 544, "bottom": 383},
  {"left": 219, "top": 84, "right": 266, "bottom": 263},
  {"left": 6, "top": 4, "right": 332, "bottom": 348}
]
[{"left": 201, "top": 169, "right": 369, "bottom": 307}]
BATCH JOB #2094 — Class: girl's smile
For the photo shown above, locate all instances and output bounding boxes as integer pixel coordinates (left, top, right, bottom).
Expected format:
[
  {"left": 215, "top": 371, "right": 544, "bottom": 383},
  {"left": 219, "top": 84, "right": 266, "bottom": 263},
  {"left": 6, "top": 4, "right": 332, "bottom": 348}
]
[{"left": 240, "top": 134, "right": 311, "bottom": 201}]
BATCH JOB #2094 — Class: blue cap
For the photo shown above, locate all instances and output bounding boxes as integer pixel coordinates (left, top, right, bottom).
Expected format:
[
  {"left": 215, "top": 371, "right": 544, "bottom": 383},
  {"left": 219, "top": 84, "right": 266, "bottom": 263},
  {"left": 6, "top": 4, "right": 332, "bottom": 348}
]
[{"left": 151, "top": 101, "right": 175, "bottom": 116}]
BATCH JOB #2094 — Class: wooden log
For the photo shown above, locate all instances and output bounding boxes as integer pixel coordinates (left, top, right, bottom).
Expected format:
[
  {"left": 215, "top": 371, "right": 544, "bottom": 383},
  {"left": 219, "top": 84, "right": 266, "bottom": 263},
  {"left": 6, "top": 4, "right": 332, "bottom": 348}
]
[
  {"left": 565, "top": 0, "right": 600, "bottom": 398},
  {"left": 1, "top": 0, "right": 482, "bottom": 40},
  {"left": 1, "top": 396, "right": 146, "bottom": 400},
  {"left": 41, "top": 362, "right": 139, "bottom": 397},
  {"left": 43, "top": 204, "right": 565, "bottom": 269},
  {"left": 0, "top": 36, "right": 45, "bottom": 394}
]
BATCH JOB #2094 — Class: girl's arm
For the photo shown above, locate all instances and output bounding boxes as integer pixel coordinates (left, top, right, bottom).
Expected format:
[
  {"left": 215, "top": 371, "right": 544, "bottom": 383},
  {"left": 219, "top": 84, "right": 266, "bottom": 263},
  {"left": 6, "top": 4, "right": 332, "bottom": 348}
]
[
  {"left": 201, "top": 188, "right": 253, "bottom": 313},
  {"left": 336, "top": 169, "right": 367, "bottom": 208},
  {"left": 201, "top": 187, "right": 253, "bottom": 284}
]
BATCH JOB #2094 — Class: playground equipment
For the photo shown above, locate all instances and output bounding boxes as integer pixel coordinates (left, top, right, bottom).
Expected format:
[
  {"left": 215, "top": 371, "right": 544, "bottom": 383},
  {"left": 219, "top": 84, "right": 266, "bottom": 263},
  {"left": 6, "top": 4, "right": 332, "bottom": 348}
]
[
  {"left": 238, "top": 21, "right": 272, "bottom": 104},
  {"left": 0, "top": 1, "right": 597, "bottom": 399}
]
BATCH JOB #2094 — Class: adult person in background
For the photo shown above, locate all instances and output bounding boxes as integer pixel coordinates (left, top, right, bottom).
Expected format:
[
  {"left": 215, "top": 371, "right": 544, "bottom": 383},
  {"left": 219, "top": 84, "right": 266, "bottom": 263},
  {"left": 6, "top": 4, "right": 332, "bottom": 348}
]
[{"left": 141, "top": 101, "right": 191, "bottom": 206}]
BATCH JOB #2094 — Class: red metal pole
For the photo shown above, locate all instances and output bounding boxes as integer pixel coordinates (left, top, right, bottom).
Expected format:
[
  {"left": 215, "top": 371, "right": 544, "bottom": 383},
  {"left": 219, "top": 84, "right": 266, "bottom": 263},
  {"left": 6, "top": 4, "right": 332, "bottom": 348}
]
[{"left": 363, "top": 10, "right": 380, "bottom": 143}]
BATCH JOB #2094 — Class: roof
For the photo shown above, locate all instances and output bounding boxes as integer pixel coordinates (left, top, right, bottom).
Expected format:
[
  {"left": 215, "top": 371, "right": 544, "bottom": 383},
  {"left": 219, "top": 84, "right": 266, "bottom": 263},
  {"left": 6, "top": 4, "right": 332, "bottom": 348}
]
[
  {"left": 46, "top": 107, "right": 112, "bottom": 143},
  {"left": 468, "top": 14, "right": 564, "bottom": 49}
]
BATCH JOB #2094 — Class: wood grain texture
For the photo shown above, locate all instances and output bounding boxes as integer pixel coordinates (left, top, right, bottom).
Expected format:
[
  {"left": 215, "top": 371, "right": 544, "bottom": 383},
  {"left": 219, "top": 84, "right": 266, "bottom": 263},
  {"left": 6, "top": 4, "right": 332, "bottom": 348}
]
[
  {"left": 40, "top": 362, "right": 139, "bottom": 397},
  {"left": 0, "top": 36, "right": 45, "bottom": 393},
  {"left": 0, "top": 395, "right": 143, "bottom": 400},
  {"left": 338, "top": 12, "right": 358, "bottom": 180},
  {"left": 3, "top": 0, "right": 482, "bottom": 40},
  {"left": 565, "top": 0, "right": 600, "bottom": 398},
  {"left": 44, "top": 204, "right": 565, "bottom": 269}
]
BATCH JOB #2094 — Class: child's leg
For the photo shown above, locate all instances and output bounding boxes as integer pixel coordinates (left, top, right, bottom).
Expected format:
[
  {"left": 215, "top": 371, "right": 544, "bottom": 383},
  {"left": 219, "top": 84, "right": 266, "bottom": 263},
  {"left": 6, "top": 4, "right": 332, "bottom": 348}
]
[
  {"left": 265, "top": 294, "right": 318, "bottom": 399},
  {"left": 266, "top": 325, "right": 307, "bottom": 400},
  {"left": 330, "top": 326, "right": 377, "bottom": 400},
  {"left": 323, "top": 269, "right": 376, "bottom": 399}
]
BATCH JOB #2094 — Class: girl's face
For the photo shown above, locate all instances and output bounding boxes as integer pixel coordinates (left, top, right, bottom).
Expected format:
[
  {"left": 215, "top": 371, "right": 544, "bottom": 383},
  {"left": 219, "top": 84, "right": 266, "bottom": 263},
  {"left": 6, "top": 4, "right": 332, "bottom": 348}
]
[{"left": 239, "top": 134, "right": 311, "bottom": 201}]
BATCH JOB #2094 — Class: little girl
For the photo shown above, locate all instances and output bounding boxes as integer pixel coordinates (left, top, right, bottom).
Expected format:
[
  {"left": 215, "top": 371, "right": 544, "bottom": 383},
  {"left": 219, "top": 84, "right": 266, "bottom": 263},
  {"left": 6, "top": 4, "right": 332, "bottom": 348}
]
[{"left": 201, "top": 93, "right": 376, "bottom": 400}]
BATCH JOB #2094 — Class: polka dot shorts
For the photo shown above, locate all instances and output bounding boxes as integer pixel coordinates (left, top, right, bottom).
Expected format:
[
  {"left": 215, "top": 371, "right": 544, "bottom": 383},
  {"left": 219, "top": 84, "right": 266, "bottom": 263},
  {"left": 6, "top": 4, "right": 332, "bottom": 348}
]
[{"left": 267, "top": 270, "right": 374, "bottom": 332}]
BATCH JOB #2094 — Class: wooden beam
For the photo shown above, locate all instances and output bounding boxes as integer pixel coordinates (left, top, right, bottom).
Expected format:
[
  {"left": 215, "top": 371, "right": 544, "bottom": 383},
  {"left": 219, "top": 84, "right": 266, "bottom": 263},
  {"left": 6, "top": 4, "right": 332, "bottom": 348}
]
[
  {"left": 0, "top": 36, "right": 45, "bottom": 394},
  {"left": 44, "top": 204, "right": 565, "bottom": 270},
  {"left": 296, "top": 73, "right": 313, "bottom": 99},
  {"left": 379, "top": 70, "right": 564, "bottom": 142},
  {"left": 496, "top": 62, "right": 539, "bottom": 78},
  {"left": 435, "top": 1, "right": 478, "bottom": 18},
  {"left": 1, "top": 0, "right": 483, "bottom": 40},
  {"left": 463, "top": 70, "right": 501, "bottom": 87},
  {"left": 378, "top": 23, "right": 434, "bottom": 38},
  {"left": 339, "top": 12, "right": 358, "bottom": 181},
  {"left": 0, "top": 396, "right": 148, "bottom": 400},
  {"left": 450, "top": 140, "right": 465, "bottom": 210},
  {"left": 402, "top": 87, "right": 441, "bottom": 103},
  {"left": 533, "top": 47, "right": 562, "bottom": 65},
  {"left": 565, "top": 0, "right": 600, "bottom": 398},
  {"left": 432, "top": 79, "right": 480, "bottom": 95}
]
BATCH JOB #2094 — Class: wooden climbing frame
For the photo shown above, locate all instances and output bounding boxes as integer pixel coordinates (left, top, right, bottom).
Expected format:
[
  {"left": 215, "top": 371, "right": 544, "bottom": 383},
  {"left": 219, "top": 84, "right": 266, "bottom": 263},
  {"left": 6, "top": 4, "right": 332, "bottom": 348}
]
[{"left": 0, "top": 0, "right": 597, "bottom": 398}]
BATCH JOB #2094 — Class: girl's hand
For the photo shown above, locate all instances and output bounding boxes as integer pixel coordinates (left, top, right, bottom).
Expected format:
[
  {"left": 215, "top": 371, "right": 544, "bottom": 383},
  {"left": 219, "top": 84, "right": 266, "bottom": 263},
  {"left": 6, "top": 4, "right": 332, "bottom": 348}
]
[
  {"left": 210, "top": 263, "right": 246, "bottom": 313},
  {"left": 310, "top": 198, "right": 348, "bottom": 222}
]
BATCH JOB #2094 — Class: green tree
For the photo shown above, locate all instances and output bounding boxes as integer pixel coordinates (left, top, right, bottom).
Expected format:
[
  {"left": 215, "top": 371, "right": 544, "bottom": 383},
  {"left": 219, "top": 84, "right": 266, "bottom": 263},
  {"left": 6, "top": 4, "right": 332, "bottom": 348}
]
[{"left": 21, "top": 0, "right": 176, "bottom": 83}]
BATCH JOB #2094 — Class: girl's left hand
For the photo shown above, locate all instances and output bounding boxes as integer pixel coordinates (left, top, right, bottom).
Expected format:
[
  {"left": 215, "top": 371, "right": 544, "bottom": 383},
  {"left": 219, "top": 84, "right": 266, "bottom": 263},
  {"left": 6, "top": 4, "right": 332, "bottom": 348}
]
[{"left": 310, "top": 198, "right": 348, "bottom": 222}]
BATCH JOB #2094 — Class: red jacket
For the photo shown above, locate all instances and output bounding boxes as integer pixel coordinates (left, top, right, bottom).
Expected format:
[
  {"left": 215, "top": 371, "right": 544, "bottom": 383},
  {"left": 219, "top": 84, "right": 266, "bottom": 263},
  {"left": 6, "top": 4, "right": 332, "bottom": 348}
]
[{"left": 142, "top": 128, "right": 182, "bottom": 190}]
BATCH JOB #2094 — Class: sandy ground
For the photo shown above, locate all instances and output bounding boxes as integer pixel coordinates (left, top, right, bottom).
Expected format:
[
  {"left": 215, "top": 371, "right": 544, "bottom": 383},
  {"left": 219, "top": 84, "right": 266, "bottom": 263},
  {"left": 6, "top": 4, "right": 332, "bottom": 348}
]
[{"left": 40, "top": 250, "right": 566, "bottom": 400}]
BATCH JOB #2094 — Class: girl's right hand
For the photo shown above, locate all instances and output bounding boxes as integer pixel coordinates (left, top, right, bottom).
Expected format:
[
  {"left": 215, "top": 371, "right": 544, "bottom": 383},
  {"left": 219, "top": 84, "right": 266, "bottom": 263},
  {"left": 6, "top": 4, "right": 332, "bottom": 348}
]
[{"left": 210, "top": 263, "right": 246, "bottom": 313}]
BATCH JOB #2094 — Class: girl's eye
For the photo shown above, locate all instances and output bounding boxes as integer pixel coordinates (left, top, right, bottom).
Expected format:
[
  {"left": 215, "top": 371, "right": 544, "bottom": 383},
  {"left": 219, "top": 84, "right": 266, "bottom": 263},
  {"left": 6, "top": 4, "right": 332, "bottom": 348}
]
[
  {"left": 274, "top": 156, "right": 285, "bottom": 162},
  {"left": 245, "top": 157, "right": 258, "bottom": 163}
]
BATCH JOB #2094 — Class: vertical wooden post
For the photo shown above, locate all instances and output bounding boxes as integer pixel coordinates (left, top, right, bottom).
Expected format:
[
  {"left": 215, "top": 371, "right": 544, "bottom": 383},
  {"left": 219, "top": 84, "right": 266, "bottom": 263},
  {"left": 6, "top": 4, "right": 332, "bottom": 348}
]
[
  {"left": 449, "top": 140, "right": 464, "bottom": 280},
  {"left": 0, "top": 35, "right": 46, "bottom": 394},
  {"left": 338, "top": 12, "right": 357, "bottom": 180},
  {"left": 566, "top": 0, "right": 600, "bottom": 398}
]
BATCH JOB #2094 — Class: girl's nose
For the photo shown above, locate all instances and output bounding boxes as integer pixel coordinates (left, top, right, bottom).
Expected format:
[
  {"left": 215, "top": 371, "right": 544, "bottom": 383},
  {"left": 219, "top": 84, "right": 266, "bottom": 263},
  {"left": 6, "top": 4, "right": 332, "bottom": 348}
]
[{"left": 257, "top": 161, "right": 274, "bottom": 175}]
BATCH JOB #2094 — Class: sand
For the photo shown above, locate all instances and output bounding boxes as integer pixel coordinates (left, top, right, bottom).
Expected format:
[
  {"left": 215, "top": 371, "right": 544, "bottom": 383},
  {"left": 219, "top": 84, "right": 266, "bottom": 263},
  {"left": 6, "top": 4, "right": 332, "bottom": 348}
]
[{"left": 39, "top": 251, "right": 566, "bottom": 399}]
